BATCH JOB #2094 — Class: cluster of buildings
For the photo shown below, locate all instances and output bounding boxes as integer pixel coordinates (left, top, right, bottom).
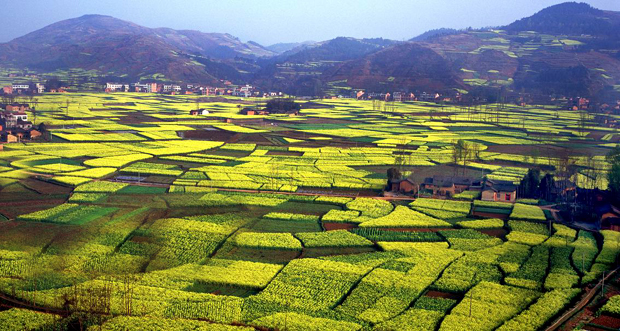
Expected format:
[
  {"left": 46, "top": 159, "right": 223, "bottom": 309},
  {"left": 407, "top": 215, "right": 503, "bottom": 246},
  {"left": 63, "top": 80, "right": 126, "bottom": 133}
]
[
  {"left": 568, "top": 97, "right": 590, "bottom": 111},
  {"left": 344, "top": 90, "right": 460, "bottom": 103},
  {"left": 105, "top": 82, "right": 283, "bottom": 98},
  {"left": 2, "top": 83, "right": 52, "bottom": 95},
  {"left": 0, "top": 103, "right": 42, "bottom": 143},
  {"left": 389, "top": 175, "right": 518, "bottom": 203}
]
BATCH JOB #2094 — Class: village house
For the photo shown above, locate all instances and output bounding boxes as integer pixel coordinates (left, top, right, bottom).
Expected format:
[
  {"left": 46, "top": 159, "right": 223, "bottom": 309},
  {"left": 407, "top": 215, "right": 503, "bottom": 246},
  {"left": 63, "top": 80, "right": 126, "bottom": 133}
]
[
  {"left": 1, "top": 111, "right": 32, "bottom": 130},
  {"left": 241, "top": 108, "right": 269, "bottom": 116},
  {"left": 0, "top": 106, "right": 42, "bottom": 143},
  {"left": 35, "top": 83, "right": 46, "bottom": 94},
  {"left": 189, "top": 109, "right": 209, "bottom": 116},
  {"left": 105, "top": 83, "right": 129, "bottom": 92},
  {"left": 48, "top": 87, "right": 67, "bottom": 93},
  {"left": 11, "top": 84, "right": 30, "bottom": 93},
  {"left": 390, "top": 178, "right": 418, "bottom": 195},
  {"left": 0, "top": 103, "right": 30, "bottom": 112},
  {"left": 1, "top": 128, "right": 41, "bottom": 143},
  {"left": 231, "top": 85, "right": 254, "bottom": 98},
  {"left": 422, "top": 176, "right": 483, "bottom": 197},
  {"left": 201, "top": 87, "right": 216, "bottom": 96},
  {"left": 163, "top": 85, "right": 182, "bottom": 93},
  {"left": 552, "top": 179, "right": 577, "bottom": 201},
  {"left": 481, "top": 179, "right": 517, "bottom": 203},
  {"left": 599, "top": 204, "right": 620, "bottom": 231},
  {"left": 393, "top": 92, "right": 416, "bottom": 102}
]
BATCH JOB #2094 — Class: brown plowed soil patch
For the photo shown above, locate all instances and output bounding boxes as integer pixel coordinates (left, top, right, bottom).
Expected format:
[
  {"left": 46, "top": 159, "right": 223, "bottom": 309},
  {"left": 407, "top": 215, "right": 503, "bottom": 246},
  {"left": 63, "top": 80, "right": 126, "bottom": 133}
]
[
  {"left": 425, "top": 291, "right": 461, "bottom": 300},
  {"left": 322, "top": 222, "right": 357, "bottom": 231}
]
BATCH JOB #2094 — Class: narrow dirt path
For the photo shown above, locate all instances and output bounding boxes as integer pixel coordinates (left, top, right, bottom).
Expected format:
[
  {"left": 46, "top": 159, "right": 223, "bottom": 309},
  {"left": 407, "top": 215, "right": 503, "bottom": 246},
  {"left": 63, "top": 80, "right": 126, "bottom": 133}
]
[{"left": 546, "top": 267, "right": 619, "bottom": 331}]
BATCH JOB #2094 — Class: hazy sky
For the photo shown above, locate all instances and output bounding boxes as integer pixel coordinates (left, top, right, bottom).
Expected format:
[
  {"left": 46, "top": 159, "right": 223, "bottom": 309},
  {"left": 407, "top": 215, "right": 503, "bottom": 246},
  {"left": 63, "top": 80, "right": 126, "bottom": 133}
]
[{"left": 2, "top": 0, "right": 619, "bottom": 45}]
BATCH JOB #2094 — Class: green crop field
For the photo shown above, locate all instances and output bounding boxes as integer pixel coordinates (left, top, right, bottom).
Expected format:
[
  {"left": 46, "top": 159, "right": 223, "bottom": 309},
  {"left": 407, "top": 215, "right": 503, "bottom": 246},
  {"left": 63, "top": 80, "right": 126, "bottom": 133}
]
[{"left": 0, "top": 93, "right": 618, "bottom": 330}]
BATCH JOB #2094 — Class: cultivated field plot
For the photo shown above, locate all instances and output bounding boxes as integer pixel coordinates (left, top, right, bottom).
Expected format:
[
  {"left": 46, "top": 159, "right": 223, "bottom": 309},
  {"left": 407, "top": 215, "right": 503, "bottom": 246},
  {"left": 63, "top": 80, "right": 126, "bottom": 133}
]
[{"left": 0, "top": 94, "right": 619, "bottom": 330}]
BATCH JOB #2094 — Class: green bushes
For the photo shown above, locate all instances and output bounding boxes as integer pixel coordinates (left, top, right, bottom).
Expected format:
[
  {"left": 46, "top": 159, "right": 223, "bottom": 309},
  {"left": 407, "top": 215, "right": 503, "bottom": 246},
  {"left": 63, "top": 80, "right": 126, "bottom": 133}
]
[
  {"left": 244, "top": 259, "right": 372, "bottom": 319},
  {"left": 296, "top": 230, "right": 373, "bottom": 248},
  {"left": 0, "top": 308, "right": 61, "bottom": 330},
  {"left": 234, "top": 232, "right": 302, "bottom": 251},
  {"left": 75, "top": 181, "right": 128, "bottom": 193},
  {"left": 506, "top": 220, "right": 549, "bottom": 246},
  {"left": 410, "top": 207, "right": 468, "bottom": 221},
  {"left": 433, "top": 259, "right": 502, "bottom": 293},
  {"left": 252, "top": 313, "right": 362, "bottom": 331},
  {"left": 583, "top": 263, "right": 611, "bottom": 284},
  {"left": 122, "top": 162, "right": 183, "bottom": 176},
  {"left": 321, "top": 209, "right": 362, "bottom": 223},
  {"left": 453, "top": 190, "right": 481, "bottom": 200},
  {"left": 496, "top": 289, "right": 580, "bottom": 330},
  {"left": 505, "top": 246, "right": 549, "bottom": 290},
  {"left": 544, "top": 246, "right": 579, "bottom": 289},
  {"left": 410, "top": 198, "right": 472, "bottom": 213},
  {"left": 474, "top": 200, "right": 513, "bottom": 210},
  {"left": 510, "top": 203, "right": 546, "bottom": 221},
  {"left": 359, "top": 206, "right": 451, "bottom": 228},
  {"left": 346, "top": 198, "right": 393, "bottom": 217},
  {"left": 375, "top": 309, "right": 444, "bottom": 331},
  {"left": 439, "top": 282, "right": 540, "bottom": 331},
  {"left": 457, "top": 218, "right": 504, "bottom": 229},
  {"left": 68, "top": 192, "right": 107, "bottom": 203},
  {"left": 336, "top": 251, "right": 460, "bottom": 324},
  {"left": 145, "top": 218, "right": 238, "bottom": 270},
  {"left": 581, "top": 230, "right": 620, "bottom": 284},
  {"left": 17, "top": 204, "right": 117, "bottom": 225},
  {"left": 594, "top": 230, "right": 620, "bottom": 265},
  {"left": 601, "top": 295, "right": 620, "bottom": 316},
  {"left": 263, "top": 212, "right": 320, "bottom": 222},
  {"left": 508, "top": 220, "right": 549, "bottom": 235},
  {"left": 144, "top": 259, "right": 283, "bottom": 289},
  {"left": 17, "top": 203, "right": 79, "bottom": 222},
  {"left": 116, "top": 185, "right": 168, "bottom": 194},
  {"left": 571, "top": 231, "right": 598, "bottom": 274},
  {"left": 98, "top": 316, "right": 252, "bottom": 331},
  {"left": 352, "top": 228, "right": 443, "bottom": 242},
  {"left": 315, "top": 196, "right": 353, "bottom": 206},
  {"left": 439, "top": 229, "right": 503, "bottom": 251}
]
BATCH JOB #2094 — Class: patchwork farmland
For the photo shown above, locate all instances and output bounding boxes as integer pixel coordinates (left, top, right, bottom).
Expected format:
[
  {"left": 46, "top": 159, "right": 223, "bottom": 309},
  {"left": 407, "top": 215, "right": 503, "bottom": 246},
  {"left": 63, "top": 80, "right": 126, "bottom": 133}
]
[{"left": 0, "top": 93, "right": 619, "bottom": 330}]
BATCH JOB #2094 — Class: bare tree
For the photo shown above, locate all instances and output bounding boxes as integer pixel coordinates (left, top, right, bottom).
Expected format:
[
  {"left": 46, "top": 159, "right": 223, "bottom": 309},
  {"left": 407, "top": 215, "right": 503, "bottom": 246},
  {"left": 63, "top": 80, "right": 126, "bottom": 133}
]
[
  {"left": 578, "top": 110, "right": 590, "bottom": 137},
  {"left": 121, "top": 274, "right": 135, "bottom": 316}
]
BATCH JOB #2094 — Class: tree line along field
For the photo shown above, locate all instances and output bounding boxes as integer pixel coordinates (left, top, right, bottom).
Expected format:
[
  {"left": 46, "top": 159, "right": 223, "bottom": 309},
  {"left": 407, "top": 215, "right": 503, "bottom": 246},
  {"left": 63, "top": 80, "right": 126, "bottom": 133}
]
[{"left": 0, "top": 93, "right": 619, "bottom": 330}]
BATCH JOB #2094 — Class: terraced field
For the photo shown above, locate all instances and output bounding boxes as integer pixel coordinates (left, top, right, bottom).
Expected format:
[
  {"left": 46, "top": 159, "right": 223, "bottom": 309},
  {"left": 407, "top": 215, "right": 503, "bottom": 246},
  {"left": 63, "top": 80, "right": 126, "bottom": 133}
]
[{"left": 0, "top": 93, "right": 619, "bottom": 330}]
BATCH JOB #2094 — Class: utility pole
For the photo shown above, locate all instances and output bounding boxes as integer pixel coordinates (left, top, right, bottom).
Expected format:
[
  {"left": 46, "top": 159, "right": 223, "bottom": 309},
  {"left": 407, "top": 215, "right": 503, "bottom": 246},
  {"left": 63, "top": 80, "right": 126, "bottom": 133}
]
[
  {"left": 469, "top": 288, "right": 473, "bottom": 318},
  {"left": 582, "top": 252, "right": 584, "bottom": 275},
  {"left": 602, "top": 271, "right": 605, "bottom": 298}
]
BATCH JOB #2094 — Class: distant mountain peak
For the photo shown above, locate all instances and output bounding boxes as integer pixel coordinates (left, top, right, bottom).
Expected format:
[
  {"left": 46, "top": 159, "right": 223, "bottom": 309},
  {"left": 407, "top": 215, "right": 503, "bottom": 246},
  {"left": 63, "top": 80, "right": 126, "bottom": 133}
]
[
  {"left": 410, "top": 28, "right": 460, "bottom": 42},
  {"left": 538, "top": 2, "right": 597, "bottom": 14},
  {"left": 77, "top": 14, "right": 114, "bottom": 19},
  {"left": 505, "top": 1, "right": 618, "bottom": 36}
]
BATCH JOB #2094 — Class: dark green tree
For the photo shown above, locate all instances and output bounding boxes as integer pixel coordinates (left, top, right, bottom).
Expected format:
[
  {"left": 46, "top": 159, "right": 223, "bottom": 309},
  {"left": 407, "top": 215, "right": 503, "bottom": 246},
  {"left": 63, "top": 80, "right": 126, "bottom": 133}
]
[
  {"left": 607, "top": 144, "right": 620, "bottom": 204},
  {"left": 45, "top": 78, "right": 64, "bottom": 91},
  {"left": 264, "top": 99, "right": 301, "bottom": 114},
  {"left": 386, "top": 167, "right": 402, "bottom": 191},
  {"left": 539, "top": 173, "right": 555, "bottom": 202},
  {"left": 519, "top": 169, "right": 541, "bottom": 199}
]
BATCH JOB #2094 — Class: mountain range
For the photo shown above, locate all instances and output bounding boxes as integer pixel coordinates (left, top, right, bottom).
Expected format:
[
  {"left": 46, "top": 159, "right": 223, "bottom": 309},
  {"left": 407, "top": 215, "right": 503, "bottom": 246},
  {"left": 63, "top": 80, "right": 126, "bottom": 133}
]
[{"left": 0, "top": 2, "right": 619, "bottom": 100}]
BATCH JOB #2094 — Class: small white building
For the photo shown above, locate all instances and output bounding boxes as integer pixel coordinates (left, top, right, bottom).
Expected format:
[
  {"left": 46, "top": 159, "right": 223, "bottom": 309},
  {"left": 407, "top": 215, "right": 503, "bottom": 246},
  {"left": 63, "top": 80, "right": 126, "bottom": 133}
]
[
  {"left": 1, "top": 111, "right": 31, "bottom": 129},
  {"left": 35, "top": 83, "right": 45, "bottom": 94},
  {"left": 106, "top": 83, "right": 128, "bottom": 92},
  {"left": 12, "top": 84, "right": 30, "bottom": 91},
  {"left": 190, "top": 109, "right": 209, "bottom": 115}
]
